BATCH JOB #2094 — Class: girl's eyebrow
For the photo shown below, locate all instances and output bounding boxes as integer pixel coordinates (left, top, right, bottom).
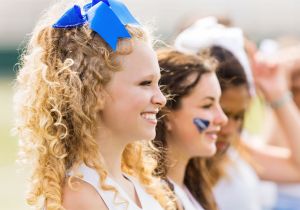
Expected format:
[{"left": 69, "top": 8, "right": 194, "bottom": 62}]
[
  {"left": 200, "top": 96, "right": 215, "bottom": 101},
  {"left": 138, "top": 73, "right": 161, "bottom": 80}
]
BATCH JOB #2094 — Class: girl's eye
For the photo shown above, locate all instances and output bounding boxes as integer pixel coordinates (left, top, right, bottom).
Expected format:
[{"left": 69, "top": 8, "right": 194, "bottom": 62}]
[
  {"left": 234, "top": 114, "right": 244, "bottom": 121},
  {"left": 201, "top": 104, "right": 213, "bottom": 109},
  {"left": 139, "top": 80, "right": 152, "bottom": 86},
  {"left": 225, "top": 112, "right": 244, "bottom": 122}
]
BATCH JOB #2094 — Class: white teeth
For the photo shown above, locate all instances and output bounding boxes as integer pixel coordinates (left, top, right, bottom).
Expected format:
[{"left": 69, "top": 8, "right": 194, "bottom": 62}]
[{"left": 141, "top": 113, "right": 156, "bottom": 121}]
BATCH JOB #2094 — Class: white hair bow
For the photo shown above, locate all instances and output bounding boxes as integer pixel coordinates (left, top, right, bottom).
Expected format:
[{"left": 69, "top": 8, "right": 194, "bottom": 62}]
[{"left": 174, "top": 16, "right": 255, "bottom": 96}]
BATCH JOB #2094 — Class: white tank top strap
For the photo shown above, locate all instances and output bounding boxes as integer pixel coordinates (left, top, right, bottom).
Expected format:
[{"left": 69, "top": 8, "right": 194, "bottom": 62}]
[
  {"left": 69, "top": 164, "right": 122, "bottom": 210},
  {"left": 68, "top": 164, "right": 140, "bottom": 210},
  {"left": 169, "top": 179, "right": 204, "bottom": 210},
  {"left": 123, "top": 174, "right": 164, "bottom": 210},
  {"left": 182, "top": 185, "right": 205, "bottom": 210}
]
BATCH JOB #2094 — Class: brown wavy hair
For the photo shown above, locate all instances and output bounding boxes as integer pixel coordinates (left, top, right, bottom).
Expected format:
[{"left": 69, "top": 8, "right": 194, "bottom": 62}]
[
  {"left": 153, "top": 48, "right": 218, "bottom": 210},
  {"left": 13, "top": 1, "right": 176, "bottom": 209}
]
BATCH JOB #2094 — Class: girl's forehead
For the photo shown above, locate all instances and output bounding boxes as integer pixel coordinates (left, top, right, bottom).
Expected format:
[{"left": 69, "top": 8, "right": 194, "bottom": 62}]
[
  {"left": 221, "top": 87, "right": 250, "bottom": 110},
  {"left": 119, "top": 40, "right": 159, "bottom": 73},
  {"left": 182, "top": 73, "right": 220, "bottom": 103}
]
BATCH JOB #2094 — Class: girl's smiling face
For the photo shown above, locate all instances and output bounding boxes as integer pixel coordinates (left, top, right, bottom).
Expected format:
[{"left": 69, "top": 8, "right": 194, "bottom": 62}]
[
  {"left": 165, "top": 72, "right": 228, "bottom": 158},
  {"left": 101, "top": 39, "right": 166, "bottom": 142}
]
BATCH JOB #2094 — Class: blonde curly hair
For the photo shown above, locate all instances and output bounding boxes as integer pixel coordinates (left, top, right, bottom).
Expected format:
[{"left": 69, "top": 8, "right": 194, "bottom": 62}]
[{"left": 13, "top": 1, "right": 176, "bottom": 209}]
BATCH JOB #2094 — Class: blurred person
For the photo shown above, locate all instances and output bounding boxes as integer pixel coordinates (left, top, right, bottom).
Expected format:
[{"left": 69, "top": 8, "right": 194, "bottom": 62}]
[
  {"left": 154, "top": 48, "right": 228, "bottom": 210},
  {"left": 291, "top": 67, "right": 300, "bottom": 109},
  {"left": 259, "top": 39, "right": 300, "bottom": 210},
  {"left": 175, "top": 17, "right": 300, "bottom": 210}
]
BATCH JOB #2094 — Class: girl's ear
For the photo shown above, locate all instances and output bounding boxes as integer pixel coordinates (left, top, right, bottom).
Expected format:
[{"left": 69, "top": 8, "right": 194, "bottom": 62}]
[{"left": 164, "top": 115, "right": 173, "bottom": 131}]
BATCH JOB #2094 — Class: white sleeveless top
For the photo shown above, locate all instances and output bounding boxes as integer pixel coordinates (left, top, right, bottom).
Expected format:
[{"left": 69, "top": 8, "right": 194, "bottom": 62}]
[
  {"left": 278, "top": 184, "right": 300, "bottom": 198},
  {"left": 171, "top": 180, "right": 205, "bottom": 210},
  {"left": 213, "top": 148, "right": 277, "bottom": 210},
  {"left": 70, "top": 164, "right": 164, "bottom": 210}
]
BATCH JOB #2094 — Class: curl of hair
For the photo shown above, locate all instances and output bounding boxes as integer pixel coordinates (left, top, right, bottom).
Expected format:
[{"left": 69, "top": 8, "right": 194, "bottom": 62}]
[
  {"left": 14, "top": 1, "right": 173, "bottom": 209},
  {"left": 153, "top": 48, "right": 218, "bottom": 210}
]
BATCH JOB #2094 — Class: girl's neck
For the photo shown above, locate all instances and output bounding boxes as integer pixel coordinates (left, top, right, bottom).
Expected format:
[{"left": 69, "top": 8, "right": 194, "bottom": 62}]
[
  {"left": 95, "top": 125, "right": 128, "bottom": 182},
  {"left": 166, "top": 139, "right": 190, "bottom": 188}
]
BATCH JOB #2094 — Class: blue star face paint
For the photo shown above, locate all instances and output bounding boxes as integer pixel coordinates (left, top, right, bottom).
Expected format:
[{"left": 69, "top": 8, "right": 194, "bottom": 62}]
[{"left": 193, "top": 118, "right": 210, "bottom": 132}]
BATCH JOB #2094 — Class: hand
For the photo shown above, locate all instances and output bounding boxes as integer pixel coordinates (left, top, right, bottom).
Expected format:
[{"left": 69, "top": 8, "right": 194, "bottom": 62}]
[
  {"left": 274, "top": 46, "right": 300, "bottom": 75},
  {"left": 252, "top": 53, "right": 289, "bottom": 102}
]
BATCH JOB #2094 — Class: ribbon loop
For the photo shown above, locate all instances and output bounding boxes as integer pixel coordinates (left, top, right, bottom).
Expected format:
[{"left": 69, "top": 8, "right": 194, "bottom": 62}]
[
  {"left": 53, "top": 0, "right": 140, "bottom": 51},
  {"left": 53, "top": 5, "right": 86, "bottom": 28}
]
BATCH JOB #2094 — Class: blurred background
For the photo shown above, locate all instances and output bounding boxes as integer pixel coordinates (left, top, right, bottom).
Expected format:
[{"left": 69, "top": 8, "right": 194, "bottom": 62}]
[{"left": 1, "top": 0, "right": 300, "bottom": 209}]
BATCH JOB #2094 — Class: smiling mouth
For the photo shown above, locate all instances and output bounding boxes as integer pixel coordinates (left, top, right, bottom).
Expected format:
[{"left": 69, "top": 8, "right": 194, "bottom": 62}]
[
  {"left": 204, "top": 128, "right": 221, "bottom": 140},
  {"left": 205, "top": 132, "right": 218, "bottom": 141},
  {"left": 141, "top": 112, "right": 157, "bottom": 124}
]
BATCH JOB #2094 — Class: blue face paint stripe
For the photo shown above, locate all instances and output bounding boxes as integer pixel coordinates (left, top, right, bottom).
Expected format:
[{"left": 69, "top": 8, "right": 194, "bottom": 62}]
[{"left": 193, "top": 118, "right": 210, "bottom": 132}]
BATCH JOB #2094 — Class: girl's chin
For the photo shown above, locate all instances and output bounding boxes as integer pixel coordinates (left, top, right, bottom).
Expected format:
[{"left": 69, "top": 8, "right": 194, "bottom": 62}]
[
  {"left": 140, "top": 131, "right": 156, "bottom": 141},
  {"left": 216, "top": 141, "right": 230, "bottom": 153},
  {"left": 197, "top": 146, "right": 217, "bottom": 157}
]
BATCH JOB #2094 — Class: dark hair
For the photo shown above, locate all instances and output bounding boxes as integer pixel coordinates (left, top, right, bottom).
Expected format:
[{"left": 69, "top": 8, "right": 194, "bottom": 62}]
[
  {"left": 153, "top": 48, "right": 218, "bottom": 210},
  {"left": 202, "top": 46, "right": 249, "bottom": 187},
  {"left": 209, "top": 46, "right": 248, "bottom": 91}
]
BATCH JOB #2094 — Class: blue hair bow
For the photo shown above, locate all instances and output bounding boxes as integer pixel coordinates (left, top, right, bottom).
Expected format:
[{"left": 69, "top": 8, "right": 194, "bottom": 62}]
[{"left": 53, "top": 0, "right": 140, "bottom": 51}]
